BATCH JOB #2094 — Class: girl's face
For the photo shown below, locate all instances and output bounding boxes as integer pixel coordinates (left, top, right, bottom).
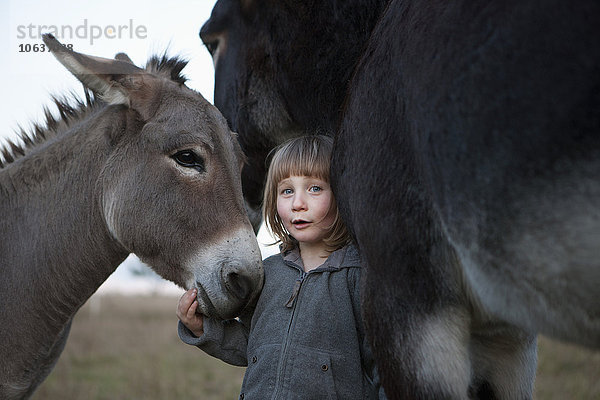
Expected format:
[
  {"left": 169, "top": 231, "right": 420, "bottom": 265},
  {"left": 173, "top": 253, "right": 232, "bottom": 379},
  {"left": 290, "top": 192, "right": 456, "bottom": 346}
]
[{"left": 276, "top": 175, "right": 337, "bottom": 245}]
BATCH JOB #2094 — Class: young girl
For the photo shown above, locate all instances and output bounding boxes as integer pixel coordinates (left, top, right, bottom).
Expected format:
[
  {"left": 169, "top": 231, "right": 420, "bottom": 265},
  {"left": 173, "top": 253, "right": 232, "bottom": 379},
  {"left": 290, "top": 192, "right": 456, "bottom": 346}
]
[{"left": 177, "top": 135, "right": 386, "bottom": 399}]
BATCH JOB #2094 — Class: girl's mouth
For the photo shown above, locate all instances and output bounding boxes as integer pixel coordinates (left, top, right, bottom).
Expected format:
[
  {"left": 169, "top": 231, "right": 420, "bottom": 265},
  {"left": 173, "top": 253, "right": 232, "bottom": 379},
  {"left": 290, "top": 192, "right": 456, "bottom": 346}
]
[{"left": 292, "top": 219, "right": 310, "bottom": 229}]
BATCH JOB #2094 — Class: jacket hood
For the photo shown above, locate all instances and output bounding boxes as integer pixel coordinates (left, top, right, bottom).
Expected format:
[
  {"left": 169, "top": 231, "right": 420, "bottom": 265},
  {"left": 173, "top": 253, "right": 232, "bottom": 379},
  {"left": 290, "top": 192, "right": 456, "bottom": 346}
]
[{"left": 282, "top": 243, "right": 361, "bottom": 271}]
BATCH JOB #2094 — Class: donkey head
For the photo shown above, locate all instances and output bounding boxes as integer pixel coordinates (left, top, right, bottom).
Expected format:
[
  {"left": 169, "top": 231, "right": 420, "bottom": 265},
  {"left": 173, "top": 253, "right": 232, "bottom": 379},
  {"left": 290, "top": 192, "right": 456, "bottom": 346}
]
[{"left": 43, "top": 34, "right": 263, "bottom": 319}]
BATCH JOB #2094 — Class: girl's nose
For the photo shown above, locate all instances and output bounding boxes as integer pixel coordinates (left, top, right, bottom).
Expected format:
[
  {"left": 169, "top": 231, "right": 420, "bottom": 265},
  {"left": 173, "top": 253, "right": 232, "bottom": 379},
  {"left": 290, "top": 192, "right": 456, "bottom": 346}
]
[{"left": 292, "top": 193, "right": 307, "bottom": 211}]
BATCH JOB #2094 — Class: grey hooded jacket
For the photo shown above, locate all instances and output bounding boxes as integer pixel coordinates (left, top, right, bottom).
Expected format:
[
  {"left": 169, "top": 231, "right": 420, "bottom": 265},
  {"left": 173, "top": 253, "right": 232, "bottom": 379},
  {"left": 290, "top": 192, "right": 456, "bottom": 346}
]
[{"left": 178, "top": 244, "right": 387, "bottom": 399}]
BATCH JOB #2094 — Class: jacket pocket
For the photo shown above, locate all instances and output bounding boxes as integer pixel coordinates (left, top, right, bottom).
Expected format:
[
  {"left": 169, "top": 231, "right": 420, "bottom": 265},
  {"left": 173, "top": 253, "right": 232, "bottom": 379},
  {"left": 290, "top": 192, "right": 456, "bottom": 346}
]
[
  {"left": 287, "top": 348, "right": 337, "bottom": 399},
  {"left": 239, "top": 344, "right": 280, "bottom": 398},
  {"left": 290, "top": 346, "right": 368, "bottom": 399}
]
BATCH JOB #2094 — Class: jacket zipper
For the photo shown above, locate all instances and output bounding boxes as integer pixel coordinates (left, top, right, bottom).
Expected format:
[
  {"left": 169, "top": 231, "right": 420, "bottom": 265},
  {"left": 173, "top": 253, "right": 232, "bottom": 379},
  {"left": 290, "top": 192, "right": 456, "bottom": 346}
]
[
  {"left": 284, "top": 271, "right": 308, "bottom": 308},
  {"left": 272, "top": 270, "right": 308, "bottom": 399},
  {"left": 272, "top": 265, "right": 340, "bottom": 399}
]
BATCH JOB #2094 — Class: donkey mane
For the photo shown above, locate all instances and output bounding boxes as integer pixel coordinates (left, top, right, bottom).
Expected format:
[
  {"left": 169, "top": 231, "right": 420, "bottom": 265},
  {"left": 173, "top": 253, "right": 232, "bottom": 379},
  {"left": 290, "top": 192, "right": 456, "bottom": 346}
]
[
  {"left": 145, "top": 53, "right": 189, "bottom": 85},
  {"left": 0, "top": 53, "right": 189, "bottom": 169}
]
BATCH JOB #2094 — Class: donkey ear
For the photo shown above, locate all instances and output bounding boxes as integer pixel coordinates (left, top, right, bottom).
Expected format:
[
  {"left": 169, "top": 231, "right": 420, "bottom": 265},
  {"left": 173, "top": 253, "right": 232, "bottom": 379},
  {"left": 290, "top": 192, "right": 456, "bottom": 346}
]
[
  {"left": 115, "top": 52, "right": 134, "bottom": 64},
  {"left": 43, "top": 34, "right": 158, "bottom": 120}
]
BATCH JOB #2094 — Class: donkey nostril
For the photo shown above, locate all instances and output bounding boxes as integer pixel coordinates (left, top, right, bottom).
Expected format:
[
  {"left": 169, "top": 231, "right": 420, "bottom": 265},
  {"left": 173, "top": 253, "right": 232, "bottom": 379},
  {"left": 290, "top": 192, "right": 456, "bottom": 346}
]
[{"left": 223, "top": 270, "right": 252, "bottom": 300}]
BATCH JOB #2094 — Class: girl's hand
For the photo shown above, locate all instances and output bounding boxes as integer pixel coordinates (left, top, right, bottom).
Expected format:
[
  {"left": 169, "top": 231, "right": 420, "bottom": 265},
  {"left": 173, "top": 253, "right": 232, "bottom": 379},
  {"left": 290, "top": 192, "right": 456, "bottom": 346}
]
[{"left": 176, "top": 288, "right": 204, "bottom": 337}]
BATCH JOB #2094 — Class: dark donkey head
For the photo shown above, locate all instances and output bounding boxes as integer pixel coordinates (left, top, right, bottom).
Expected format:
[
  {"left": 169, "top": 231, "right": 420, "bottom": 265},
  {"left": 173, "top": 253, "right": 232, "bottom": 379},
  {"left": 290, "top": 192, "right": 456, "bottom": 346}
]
[
  {"left": 43, "top": 35, "right": 263, "bottom": 319},
  {"left": 199, "top": 0, "right": 387, "bottom": 228}
]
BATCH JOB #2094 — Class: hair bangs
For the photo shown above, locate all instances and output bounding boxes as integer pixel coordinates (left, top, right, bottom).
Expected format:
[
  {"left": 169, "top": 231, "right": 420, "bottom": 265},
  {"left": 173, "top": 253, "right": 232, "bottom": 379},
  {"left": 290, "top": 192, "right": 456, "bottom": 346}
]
[{"left": 268, "top": 138, "right": 330, "bottom": 186}]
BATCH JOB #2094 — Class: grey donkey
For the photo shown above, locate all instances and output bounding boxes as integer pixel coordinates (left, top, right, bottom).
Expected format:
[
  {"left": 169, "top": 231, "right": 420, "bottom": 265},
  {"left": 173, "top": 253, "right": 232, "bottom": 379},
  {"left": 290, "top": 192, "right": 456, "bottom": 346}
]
[{"left": 0, "top": 35, "right": 264, "bottom": 399}]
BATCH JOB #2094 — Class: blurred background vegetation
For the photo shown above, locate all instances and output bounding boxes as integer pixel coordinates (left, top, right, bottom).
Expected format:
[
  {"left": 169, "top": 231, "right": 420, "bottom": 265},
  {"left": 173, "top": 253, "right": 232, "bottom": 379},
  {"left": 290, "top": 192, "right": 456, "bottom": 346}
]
[{"left": 33, "top": 294, "right": 599, "bottom": 399}]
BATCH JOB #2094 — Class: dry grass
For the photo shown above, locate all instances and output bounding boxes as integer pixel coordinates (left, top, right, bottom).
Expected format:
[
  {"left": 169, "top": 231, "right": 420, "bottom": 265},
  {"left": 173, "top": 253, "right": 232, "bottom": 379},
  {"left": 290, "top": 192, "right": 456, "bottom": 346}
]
[
  {"left": 535, "top": 337, "right": 600, "bottom": 399},
  {"left": 33, "top": 294, "right": 599, "bottom": 399},
  {"left": 32, "top": 295, "right": 244, "bottom": 400}
]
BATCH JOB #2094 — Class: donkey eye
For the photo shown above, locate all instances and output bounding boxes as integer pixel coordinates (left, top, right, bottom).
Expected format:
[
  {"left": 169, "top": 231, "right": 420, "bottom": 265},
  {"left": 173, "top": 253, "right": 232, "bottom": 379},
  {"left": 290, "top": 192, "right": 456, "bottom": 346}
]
[
  {"left": 204, "top": 40, "right": 218, "bottom": 57},
  {"left": 172, "top": 150, "right": 205, "bottom": 173}
]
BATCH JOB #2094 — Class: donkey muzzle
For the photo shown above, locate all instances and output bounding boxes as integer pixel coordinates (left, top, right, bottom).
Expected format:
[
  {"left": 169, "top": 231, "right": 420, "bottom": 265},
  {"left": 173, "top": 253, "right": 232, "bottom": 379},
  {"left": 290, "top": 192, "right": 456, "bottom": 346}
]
[
  {"left": 194, "top": 258, "right": 263, "bottom": 320},
  {"left": 189, "top": 229, "right": 264, "bottom": 320}
]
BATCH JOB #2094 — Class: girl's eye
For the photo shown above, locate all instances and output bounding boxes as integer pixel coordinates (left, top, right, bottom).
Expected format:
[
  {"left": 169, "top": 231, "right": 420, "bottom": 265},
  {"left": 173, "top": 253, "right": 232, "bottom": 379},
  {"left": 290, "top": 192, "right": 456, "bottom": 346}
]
[
  {"left": 281, "top": 188, "right": 293, "bottom": 195},
  {"left": 172, "top": 150, "right": 205, "bottom": 173},
  {"left": 309, "top": 185, "right": 322, "bottom": 193}
]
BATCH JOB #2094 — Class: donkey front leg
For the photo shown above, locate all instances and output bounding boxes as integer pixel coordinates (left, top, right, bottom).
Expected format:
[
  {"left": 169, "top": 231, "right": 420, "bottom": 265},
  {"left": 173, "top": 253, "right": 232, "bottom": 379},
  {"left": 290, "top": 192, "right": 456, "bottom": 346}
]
[
  {"left": 365, "top": 289, "right": 473, "bottom": 398},
  {"left": 362, "top": 242, "right": 474, "bottom": 399}
]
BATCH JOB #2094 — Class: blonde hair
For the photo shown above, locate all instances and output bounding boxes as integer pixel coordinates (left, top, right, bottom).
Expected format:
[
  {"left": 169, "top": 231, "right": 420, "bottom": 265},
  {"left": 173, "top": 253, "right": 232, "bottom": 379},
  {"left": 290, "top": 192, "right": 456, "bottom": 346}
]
[{"left": 263, "top": 135, "right": 351, "bottom": 253}]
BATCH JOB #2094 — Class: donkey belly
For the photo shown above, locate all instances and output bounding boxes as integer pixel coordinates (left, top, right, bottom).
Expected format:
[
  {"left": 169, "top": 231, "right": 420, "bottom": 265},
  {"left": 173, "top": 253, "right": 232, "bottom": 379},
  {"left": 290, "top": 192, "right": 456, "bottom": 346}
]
[
  {"left": 420, "top": 0, "right": 600, "bottom": 349},
  {"left": 445, "top": 170, "right": 600, "bottom": 348}
]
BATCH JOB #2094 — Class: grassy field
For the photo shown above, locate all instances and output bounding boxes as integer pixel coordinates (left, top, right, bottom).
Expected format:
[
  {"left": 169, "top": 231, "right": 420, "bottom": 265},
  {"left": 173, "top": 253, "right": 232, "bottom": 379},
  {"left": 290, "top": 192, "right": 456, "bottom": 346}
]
[{"left": 33, "top": 294, "right": 599, "bottom": 399}]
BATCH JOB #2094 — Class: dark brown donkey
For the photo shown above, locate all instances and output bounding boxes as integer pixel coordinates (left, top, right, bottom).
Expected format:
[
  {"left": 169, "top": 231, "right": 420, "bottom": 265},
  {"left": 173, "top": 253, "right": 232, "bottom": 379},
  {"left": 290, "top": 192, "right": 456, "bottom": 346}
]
[
  {"left": 200, "top": 1, "right": 599, "bottom": 398},
  {"left": 0, "top": 35, "right": 263, "bottom": 399}
]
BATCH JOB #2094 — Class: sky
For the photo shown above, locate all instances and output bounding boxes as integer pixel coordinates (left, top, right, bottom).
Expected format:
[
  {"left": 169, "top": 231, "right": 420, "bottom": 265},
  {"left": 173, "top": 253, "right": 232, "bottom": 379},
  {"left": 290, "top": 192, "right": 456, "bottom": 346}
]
[
  {"left": 1, "top": 0, "right": 278, "bottom": 294},
  {"left": 1, "top": 0, "right": 216, "bottom": 143}
]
